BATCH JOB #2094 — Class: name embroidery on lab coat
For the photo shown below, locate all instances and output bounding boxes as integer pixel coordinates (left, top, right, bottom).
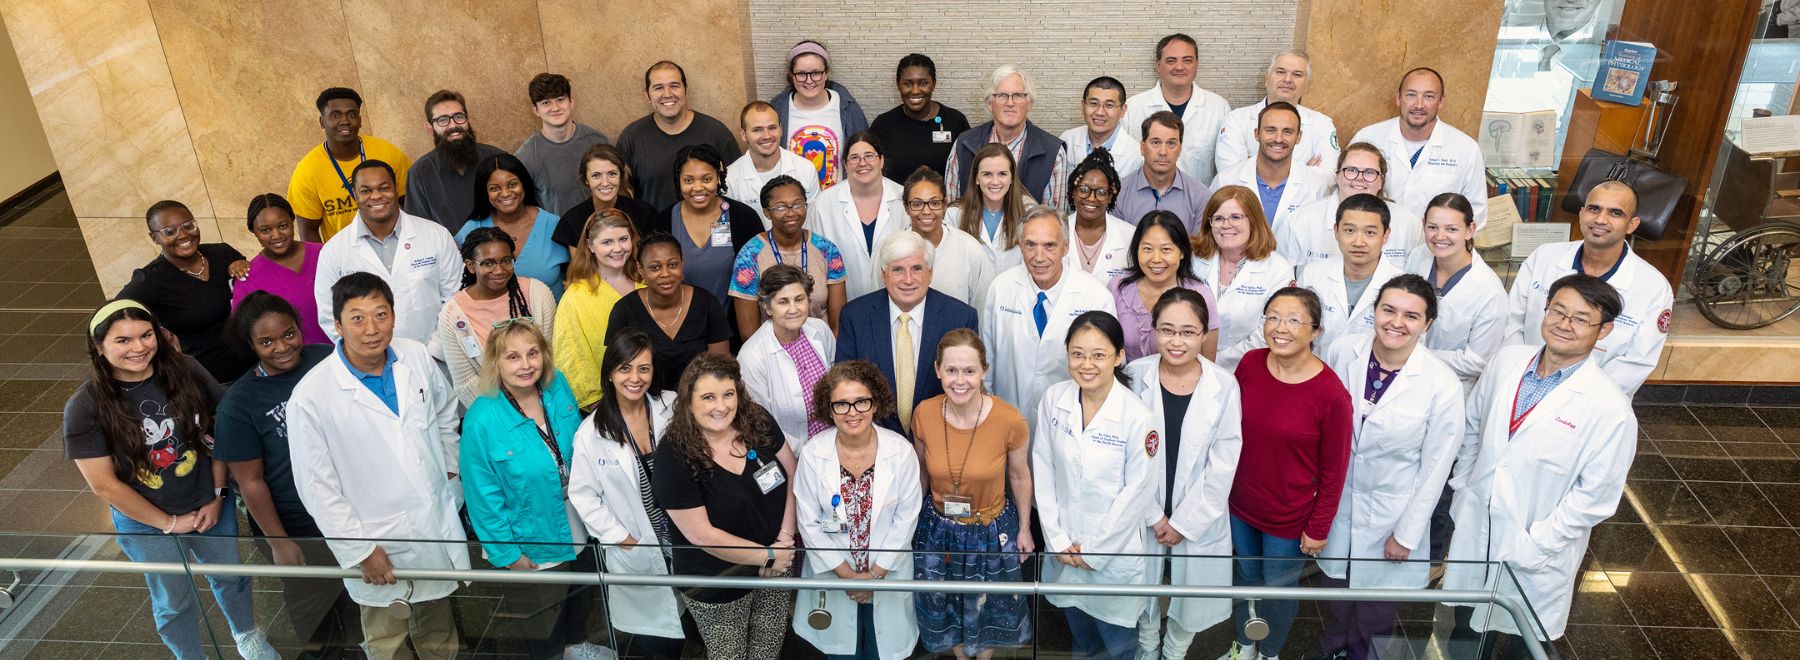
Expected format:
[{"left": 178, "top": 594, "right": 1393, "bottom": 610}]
[
  {"left": 410, "top": 256, "right": 438, "bottom": 269},
  {"left": 1000, "top": 305, "right": 1024, "bottom": 315},
  {"left": 1424, "top": 157, "right": 1459, "bottom": 167},
  {"left": 1091, "top": 432, "right": 1125, "bottom": 448}
]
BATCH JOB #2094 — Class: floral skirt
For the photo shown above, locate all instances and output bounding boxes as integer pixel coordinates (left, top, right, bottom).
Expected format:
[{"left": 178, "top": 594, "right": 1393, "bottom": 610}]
[{"left": 912, "top": 497, "right": 1032, "bottom": 654}]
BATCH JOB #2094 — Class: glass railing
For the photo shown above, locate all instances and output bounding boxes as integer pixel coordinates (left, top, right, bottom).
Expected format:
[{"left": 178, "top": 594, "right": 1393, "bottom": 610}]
[{"left": 0, "top": 531, "right": 1552, "bottom": 659}]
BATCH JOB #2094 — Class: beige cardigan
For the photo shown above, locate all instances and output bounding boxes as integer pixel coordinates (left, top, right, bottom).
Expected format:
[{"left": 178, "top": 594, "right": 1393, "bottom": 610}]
[{"left": 430, "top": 276, "right": 558, "bottom": 407}]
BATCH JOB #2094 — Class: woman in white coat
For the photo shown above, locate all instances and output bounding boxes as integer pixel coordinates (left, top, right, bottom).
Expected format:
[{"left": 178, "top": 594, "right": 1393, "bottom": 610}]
[
  {"left": 946, "top": 143, "right": 1032, "bottom": 273},
  {"left": 806, "top": 132, "right": 908, "bottom": 300},
  {"left": 739, "top": 264, "right": 837, "bottom": 446},
  {"left": 1033, "top": 311, "right": 1159, "bottom": 660},
  {"left": 1192, "top": 185, "right": 1294, "bottom": 371},
  {"left": 1124, "top": 288, "right": 1242, "bottom": 660},
  {"left": 1404, "top": 193, "right": 1507, "bottom": 394},
  {"left": 900, "top": 166, "right": 994, "bottom": 309},
  {"left": 792, "top": 360, "right": 923, "bottom": 660},
  {"left": 1276, "top": 143, "right": 1415, "bottom": 270},
  {"left": 1314, "top": 275, "right": 1462, "bottom": 660},
  {"left": 1064, "top": 149, "right": 1137, "bottom": 281},
  {"left": 566, "top": 327, "right": 686, "bottom": 659}
]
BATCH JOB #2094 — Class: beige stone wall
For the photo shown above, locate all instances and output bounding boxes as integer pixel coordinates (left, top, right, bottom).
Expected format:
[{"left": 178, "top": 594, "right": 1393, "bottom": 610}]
[{"left": 0, "top": 12, "right": 53, "bottom": 202}]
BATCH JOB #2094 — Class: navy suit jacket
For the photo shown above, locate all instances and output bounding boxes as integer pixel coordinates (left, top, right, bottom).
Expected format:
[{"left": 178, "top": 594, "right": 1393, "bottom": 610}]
[{"left": 835, "top": 288, "right": 979, "bottom": 434}]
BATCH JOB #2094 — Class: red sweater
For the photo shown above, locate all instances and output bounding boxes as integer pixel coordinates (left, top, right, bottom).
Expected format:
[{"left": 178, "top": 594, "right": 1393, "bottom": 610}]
[{"left": 1228, "top": 348, "right": 1354, "bottom": 540}]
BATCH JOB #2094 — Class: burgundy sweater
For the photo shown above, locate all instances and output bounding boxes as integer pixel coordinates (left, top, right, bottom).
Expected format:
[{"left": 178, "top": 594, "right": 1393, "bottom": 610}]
[{"left": 1228, "top": 348, "right": 1354, "bottom": 540}]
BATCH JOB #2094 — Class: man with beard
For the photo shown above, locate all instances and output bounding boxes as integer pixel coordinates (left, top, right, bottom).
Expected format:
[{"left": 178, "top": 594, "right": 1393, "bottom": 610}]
[
  {"left": 1210, "top": 102, "right": 1328, "bottom": 233},
  {"left": 617, "top": 61, "right": 742, "bottom": 210},
  {"left": 1213, "top": 50, "right": 1338, "bottom": 179},
  {"left": 405, "top": 90, "right": 506, "bottom": 235}
]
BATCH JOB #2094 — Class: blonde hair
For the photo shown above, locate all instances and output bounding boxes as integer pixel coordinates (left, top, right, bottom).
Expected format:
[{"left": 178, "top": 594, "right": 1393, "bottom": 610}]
[
  {"left": 564, "top": 208, "right": 641, "bottom": 287},
  {"left": 1193, "top": 185, "right": 1278, "bottom": 261},
  {"left": 476, "top": 318, "right": 556, "bottom": 395}
]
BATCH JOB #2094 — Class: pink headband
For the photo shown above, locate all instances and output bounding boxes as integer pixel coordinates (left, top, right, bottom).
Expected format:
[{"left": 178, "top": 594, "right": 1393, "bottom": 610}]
[{"left": 788, "top": 42, "right": 828, "bottom": 65}]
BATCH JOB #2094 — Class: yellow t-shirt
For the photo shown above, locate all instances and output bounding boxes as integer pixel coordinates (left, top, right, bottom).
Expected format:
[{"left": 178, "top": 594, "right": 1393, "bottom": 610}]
[{"left": 286, "top": 135, "right": 412, "bottom": 241}]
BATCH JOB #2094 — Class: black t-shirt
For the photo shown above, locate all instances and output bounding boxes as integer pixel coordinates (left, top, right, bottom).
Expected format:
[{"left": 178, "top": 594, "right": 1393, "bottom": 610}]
[
  {"left": 605, "top": 288, "right": 730, "bottom": 394},
  {"left": 550, "top": 196, "right": 660, "bottom": 249},
  {"left": 869, "top": 103, "right": 971, "bottom": 183},
  {"left": 650, "top": 404, "right": 788, "bottom": 603},
  {"left": 63, "top": 355, "right": 224, "bottom": 516},
  {"left": 1160, "top": 386, "right": 1192, "bottom": 514},
  {"left": 617, "top": 112, "right": 743, "bottom": 211},
  {"left": 119, "top": 243, "right": 253, "bottom": 384},
  {"left": 213, "top": 344, "right": 333, "bottom": 531}
]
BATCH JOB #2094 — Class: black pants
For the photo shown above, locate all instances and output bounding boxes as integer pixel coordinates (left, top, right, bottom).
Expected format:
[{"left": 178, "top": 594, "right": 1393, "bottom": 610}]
[
  {"left": 1450, "top": 606, "right": 1561, "bottom": 660},
  {"left": 501, "top": 547, "right": 602, "bottom": 659},
  {"left": 248, "top": 517, "right": 361, "bottom": 658}
]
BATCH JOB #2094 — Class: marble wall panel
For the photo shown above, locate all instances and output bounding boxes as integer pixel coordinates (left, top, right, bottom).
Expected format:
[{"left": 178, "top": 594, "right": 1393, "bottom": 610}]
[
  {"left": 539, "top": 0, "right": 750, "bottom": 141},
  {"left": 340, "top": 0, "right": 549, "bottom": 160},
  {"left": 1301, "top": 0, "right": 1504, "bottom": 139},
  {"left": 0, "top": 0, "right": 212, "bottom": 219},
  {"left": 149, "top": 0, "right": 363, "bottom": 223}
]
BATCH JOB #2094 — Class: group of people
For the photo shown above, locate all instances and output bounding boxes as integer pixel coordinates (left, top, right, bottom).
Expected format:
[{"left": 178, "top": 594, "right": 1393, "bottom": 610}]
[{"left": 66, "top": 32, "right": 1671, "bottom": 660}]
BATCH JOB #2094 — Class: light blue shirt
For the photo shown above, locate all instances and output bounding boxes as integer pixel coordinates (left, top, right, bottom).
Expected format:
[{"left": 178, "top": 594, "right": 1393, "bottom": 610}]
[
  {"left": 456, "top": 208, "right": 570, "bottom": 299},
  {"left": 1255, "top": 176, "right": 1288, "bottom": 225}
]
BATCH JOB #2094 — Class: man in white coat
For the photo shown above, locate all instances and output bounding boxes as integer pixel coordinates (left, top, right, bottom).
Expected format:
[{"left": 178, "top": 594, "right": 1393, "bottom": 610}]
[
  {"left": 1058, "top": 76, "right": 1143, "bottom": 179},
  {"left": 1446, "top": 274, "right": 1637, "bottom": 659},
  {"left": 288, "top": 273, "right": 468, "bottom": 660},
  {"left": 1121, "top": 33, "right": 1232, "bottom": 184},
  {"left": 1503, "top": 181, "right": 1671, "bottom": 396},
  {"left": 1298, "top": 194, "right": 1405, "bottom": 351},
  {"left": 982, "top": 205, "right": 1116, "bottom": 427},
  {"left": 1210, "top": 102, "right": 1329, "bottom": 235},
  {"left": 314, "top": 160, "right": 462, "bottom": 346},
  {"left": 728, "top": 101, "right": 819, "bottom": 228},
  {"left": 1214, "top": 49, "right": 1339, "bottom": 179},
  {"left": 1350, "top": 68, "right": 1488, "bottom": 230}
]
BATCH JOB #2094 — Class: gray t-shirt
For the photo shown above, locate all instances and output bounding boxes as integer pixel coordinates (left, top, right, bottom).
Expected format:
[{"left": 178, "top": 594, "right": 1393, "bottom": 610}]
[
  {"left": 1346, "top": 275, "right": 1373, "bottom": 311},
  {"left": 403, "top": 142, "right": 507, "bottom": 235},
  {"left": 515, "top": 123, "right": 611, "bottom": 217}
]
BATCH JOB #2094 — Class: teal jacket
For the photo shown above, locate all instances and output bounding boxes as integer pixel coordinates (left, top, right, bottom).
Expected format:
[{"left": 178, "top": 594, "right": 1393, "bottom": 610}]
[{"left": 460, "top": 371, "right": 584, "bottom": 567}]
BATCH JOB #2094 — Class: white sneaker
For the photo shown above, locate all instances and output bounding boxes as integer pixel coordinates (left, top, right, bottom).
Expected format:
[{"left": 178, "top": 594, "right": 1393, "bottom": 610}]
[
  {"left": 563, "top": 642, "right": 616, "bottom": 660},
  {"left": 1218, "top": 641, "right": 1252, "bottom": 660},
  {"left": 233, "top": 628, "right": 278, "bottom": 660}
]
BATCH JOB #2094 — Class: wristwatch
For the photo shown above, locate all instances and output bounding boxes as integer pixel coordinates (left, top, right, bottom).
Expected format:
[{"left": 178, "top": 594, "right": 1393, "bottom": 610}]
[
  {"left": 764, "top": 547, "right": 775, "bottom": 568},
  {"left": 214, "top": 486, "right": 231, "bottom": 500}
]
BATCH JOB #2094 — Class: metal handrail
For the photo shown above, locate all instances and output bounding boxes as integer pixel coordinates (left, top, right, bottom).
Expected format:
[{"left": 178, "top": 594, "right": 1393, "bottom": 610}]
[{"left": 0, "top": 557, "right": 1548, "bottom": 660}]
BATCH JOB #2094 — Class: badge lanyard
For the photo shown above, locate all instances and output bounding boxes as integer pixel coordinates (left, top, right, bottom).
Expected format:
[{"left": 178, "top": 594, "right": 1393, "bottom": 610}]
[
  {"left": 939, "top": 398, "right": 984, "bottom": 517},
  {"left": 767, "top": 230, "right": 808, "bottom": 273},
  {"left": 327, "top": 140, "right": 366, "bottom": 197},
  {"left": 748, "top": 447, "right": 785, "bottom": 494},
  {"left": 1507, "top": 373, "right": 1539, "bottom": 437},
  {"left": 504, "top": 388, "right": 568, "bottom": 488}
]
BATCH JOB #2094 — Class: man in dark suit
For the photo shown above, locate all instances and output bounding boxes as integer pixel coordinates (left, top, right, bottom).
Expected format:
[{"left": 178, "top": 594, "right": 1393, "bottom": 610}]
[{"left": 836, "top": 231, "right": 979, "bottom": 435}]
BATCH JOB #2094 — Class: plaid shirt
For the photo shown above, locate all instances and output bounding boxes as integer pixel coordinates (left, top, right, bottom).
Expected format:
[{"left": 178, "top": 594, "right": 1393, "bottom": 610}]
[{"left": 1511, "top": 350, "right": 1588, "bottom": 437}]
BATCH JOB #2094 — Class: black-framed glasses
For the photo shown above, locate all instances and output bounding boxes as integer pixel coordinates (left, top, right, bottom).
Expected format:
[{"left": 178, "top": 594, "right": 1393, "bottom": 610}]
[
  {"left": 430, "top": 112, "right": 469, "bottom": 128},
  {"left": 1075, "top": 185, "right": 1113, "bottom": 199},
  {"left": 791, "top": 70, "right": 826, "bottom": 82},
  {"left": 1338, "top": 166, "right": 1381, "bottom": 182},
  {"left": 830, "top": 397, "right": 875, "bottom": 415},
  {"left": 989, "top": 92, "right": 1031, "bottom": 104},
  {"left": 906, "top": 199, "right": 946, "bottom": 212},
  {"left": 1543, "top": 307, "right": 1603, "bottom": 328}
]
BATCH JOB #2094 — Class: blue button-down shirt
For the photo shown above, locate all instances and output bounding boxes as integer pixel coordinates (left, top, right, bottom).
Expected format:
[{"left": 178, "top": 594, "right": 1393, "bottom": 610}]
[
  {"left": 1511, "top": 350, "right": 1587, "bottom": 436},
  {"left": 340, "top": 343, "right": 400, "bottom": 414}
]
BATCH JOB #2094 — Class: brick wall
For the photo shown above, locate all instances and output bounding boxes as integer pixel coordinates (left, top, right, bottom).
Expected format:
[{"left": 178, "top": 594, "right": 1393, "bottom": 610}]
[{"left": 744, "top": 0, "right": 1299, "bottom": 135}]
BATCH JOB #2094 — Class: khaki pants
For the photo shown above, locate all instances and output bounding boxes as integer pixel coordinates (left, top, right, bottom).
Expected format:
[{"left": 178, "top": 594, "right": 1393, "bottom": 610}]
[{"left": 359, "top": 598, "right": 460, "bottom": 660}]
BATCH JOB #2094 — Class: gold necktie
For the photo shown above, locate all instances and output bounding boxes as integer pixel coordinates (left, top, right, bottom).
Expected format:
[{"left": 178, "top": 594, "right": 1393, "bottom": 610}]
[{"left": 895, "top": 313, "right": 915, "bottom": 431}]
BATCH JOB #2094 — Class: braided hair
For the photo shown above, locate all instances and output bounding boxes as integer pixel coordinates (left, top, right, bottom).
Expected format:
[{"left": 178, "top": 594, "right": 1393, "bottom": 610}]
[{"left": 459, "top": 226, "right": 531, "bottom": 320}]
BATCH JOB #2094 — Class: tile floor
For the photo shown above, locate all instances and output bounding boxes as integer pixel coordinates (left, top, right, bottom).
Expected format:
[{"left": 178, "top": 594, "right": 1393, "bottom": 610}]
[{"left": 0, "top": 184, "right": 1795, "bottom": 657}]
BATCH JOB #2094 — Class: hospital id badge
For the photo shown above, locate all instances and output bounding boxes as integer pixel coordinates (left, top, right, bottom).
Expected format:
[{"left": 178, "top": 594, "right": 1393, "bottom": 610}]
[
  {"left": 710, "top": 221, "right": 733, "bottom": 247},
  {"left": 942, "top": 493, "right": 974, "bottom": 517},
  {"left": 931, "top": 130, "right": 952, "bottom": 144},
  {"left": 753, "top": 461, "right": 785, "bottom": 494},
  {"left": 459, "top": 334, "right": 482, "bottom": 360}
]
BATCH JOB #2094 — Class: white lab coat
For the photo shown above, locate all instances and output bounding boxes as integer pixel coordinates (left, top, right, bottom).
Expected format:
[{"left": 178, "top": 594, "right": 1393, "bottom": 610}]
[
  {"left": 1208, "top": 159, "right": 1330, "bottom": 234},
  {"left": 1125, "top": 355, "right": 1240, "bottom": 631},
  {"left": 1503, "top": 241, "right": 1671, "bottom": 396},
  {"left": 945, "top": 206, "right": 1022, "bottom": 274},
  {"left": 791, "top": 427, "right": 922, "bottom": 660},
  {"left": 1350, "top": 118, "right": 1488, "bottom": 230},
  {"left": 1059, "top": 125, "right": 1143, "bottom": 178},
  {"left": 740, "top": 317, "right": 837, "bottom": 447},
  {"left": 1215, "top": 99, "right": 1340, "bottom": 180},
  {"left": 1194, "top": 252, "right": 1295, "bottom": 371},
  {"left": 567, "top": 392, "right": 684, "bottom": 639},
  {"left": 1317, "top": 337, "right": 1461, "bottom": 588},
  {"left": 1444, "top": 345, "right": 1637, "bottom": 640},
  {"left": 907, "top": 227, "right": 995, "bottom": 310},
  {"left": 727, "top": 149, "right": 821, "bottom": 229},
  {"left": 1298, "top": 259, "right": 1407, "bottom": 352},
  {"left": 314, "top": 211, "right": 463, "bottom": 346},
  {"left": 1063, "top": 213, "right": 1138, "bottom": 281},
  {"left": 1276, "top": 193, "right": 1417, "bottom": 271},
  {"left": 1122, "top": 83, "right": 1233, "bottom": 184},
  {"left": 980, "top": 266, "right": 1117, "bottom": 426},
  {"left": 806, "top": 178, "right": 909, "bottom": 301},
  {"left": 1032, "top": 379, "right": 1159, "bottom": 627},
  {"left": 286, "top": 339, "right": 469, "bottom": 607},
  {"left": 1405, "top": 247, "right": 1509, "bottom": 393}
]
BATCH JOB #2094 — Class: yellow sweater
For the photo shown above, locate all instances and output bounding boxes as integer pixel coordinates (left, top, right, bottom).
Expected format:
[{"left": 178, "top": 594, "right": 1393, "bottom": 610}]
[{"left": 554, "top": 278, "right": 643, "bottom": 408}]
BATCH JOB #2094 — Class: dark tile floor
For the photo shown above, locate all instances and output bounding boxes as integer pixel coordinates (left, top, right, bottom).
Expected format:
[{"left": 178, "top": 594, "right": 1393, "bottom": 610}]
[{"left": 0, "top": 184, "right": 1795, "bottom": 657}]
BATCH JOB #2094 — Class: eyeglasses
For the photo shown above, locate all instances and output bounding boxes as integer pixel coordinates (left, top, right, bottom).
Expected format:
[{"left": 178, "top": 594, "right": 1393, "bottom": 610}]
[
  {"left": 1068, "top": 350, "right": 1116, "bottom": 364},
  {"left": 430, "top": 112, "right": 469, "bottom": 128},
  {"left": 472, "top": 256, "right": 517, "bottom": 269},
  {"left": 1262, "top": 315, "right": 1316, "bottom": 329},
  {"left": 791, "top": 69, "right": 826, "bottom": 83},
  {"left": 1338, "top": 166, "right": 1382, "bottom": 182},
  {"left": 491, "top": 317, "right": 537, "bottom": 330},
  {"left": 1083, "top": 99, "right": 1122, "bottom": 112},
  {"left": 153, "top": 221, "right": 199, "bottom": 239},
  {"left": 830, "top": 397, "right": 875, "bottom": 415},
  {"left": 846, "top": 152, "right": 880, "bottom": 164},
  {"left": 766, "top": 201, "right": 807, "bottom": 215},
  {"left": 1210, "top": 213, "right": 1249, "bottom": 226},
  {"left": 1543, "top": 306, "right": 1603, "bottom": 328},
  {"left": 1075, "top": 185, "right": 1113, "bottom": 199},
  {"left": 906, "top": 199, "right": 947, "bottom": 212},
  {"left": 989, "top": 92, "right": 1031, "bottom": 104},
  {"left": 1154, "top": 327, "right": 1205, "bottom": 340}
]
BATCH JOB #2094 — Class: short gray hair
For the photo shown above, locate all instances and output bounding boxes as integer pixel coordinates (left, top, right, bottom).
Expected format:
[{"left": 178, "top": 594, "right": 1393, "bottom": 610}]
[
  {"left": 984, "top": 65, "right": 1033, "bottom": 103},
  {"left": 876, "top": 230, "right": 935, "bottom": 272},
  {"left": 1267, "top": 49, "right": 1312, "bottom": 79},
  {"left": 1020, "top": 203, "right": 1065, "bottom": 235}
]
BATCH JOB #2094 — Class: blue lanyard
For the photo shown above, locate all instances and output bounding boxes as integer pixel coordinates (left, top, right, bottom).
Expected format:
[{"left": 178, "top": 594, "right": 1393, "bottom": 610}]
[
  {"left": 767, "top": 230, "right": 808, "bottom": 272},
  {"left": 327, "top": 140, "right": 366, "bottom": 196}
]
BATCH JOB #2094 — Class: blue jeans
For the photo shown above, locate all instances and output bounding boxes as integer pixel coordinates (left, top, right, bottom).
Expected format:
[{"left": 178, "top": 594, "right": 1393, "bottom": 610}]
[
  {"left": 1061, "top": 606, "right": 1136, "bottom": 660},
  {"left": 825, "top": 602, "right": 879, "bottom": 660},
  {"left": 1230, "top": 515, "right": 1305, "bottom": 655},
  {"left": 111, "top": 500, "right": 258, "bottom": 660}
]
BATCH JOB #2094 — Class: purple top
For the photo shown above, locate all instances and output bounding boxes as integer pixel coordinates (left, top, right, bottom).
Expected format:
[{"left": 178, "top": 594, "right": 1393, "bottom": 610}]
[
  {"left": 230, "top": 242, "right": 330, "bottom": 345},
  {"left": 1109, "top": 276, "right": 1221, "bottom": 362}
]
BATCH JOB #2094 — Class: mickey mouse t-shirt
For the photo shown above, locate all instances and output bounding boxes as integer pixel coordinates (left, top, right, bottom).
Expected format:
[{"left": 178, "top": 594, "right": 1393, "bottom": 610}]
[{"left": 63, "top": 356, "right": 224, "bottom": 516}]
